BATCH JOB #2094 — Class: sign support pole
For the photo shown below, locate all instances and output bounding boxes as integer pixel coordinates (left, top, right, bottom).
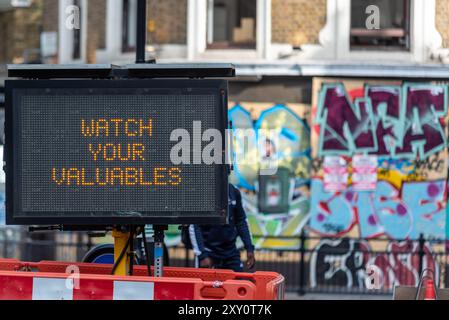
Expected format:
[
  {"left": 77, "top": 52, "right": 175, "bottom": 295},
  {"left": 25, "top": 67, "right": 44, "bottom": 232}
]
[
  {"left": 136, "top": 0, "right": 147, "bottom": 64},
  {"left": 112, "top": 0, "right": 148, "bottom": 276},
  {"left": 154, "top": 225, "right": 168, "bottom": 278},
  {"left": 112, "top": 228, "right": 131, "bottom": 276},
  {"left": 153, "top": 225, "right": 168, "bottom": 277}
]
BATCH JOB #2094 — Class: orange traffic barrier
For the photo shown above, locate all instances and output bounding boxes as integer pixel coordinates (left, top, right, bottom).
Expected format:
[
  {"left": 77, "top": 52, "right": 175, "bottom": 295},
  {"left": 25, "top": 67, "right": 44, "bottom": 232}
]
[
  {"left": 424, "top": 278, "right": 436, "bottom": 300},
  {"left": 0, "top": 259, "right": 285, "bottom": 300}
]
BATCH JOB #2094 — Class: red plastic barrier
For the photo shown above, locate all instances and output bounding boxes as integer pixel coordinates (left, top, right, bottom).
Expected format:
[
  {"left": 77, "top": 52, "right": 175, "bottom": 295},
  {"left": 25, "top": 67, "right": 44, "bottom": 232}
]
[{"left": 0, "top": 259, "right": 285, "bottom": 300}]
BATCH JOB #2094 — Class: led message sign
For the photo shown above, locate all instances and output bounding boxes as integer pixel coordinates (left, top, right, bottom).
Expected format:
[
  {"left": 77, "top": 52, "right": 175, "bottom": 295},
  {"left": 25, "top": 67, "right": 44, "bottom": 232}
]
[{"left": 5, "top": 80, "right": 228, "bottom": 225}]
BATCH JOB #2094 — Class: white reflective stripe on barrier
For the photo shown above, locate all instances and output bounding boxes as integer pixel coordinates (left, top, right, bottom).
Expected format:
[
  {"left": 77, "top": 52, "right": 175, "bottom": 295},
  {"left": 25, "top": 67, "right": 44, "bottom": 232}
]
[
  {"left": 113, "top": 281, "right": 154, "bottom": 300},
  {"left": 30, "top": 278, "right": 156, "bottom": 300},
  {"left": 32, "top": 278, "right": 74, "bottom": 300}
]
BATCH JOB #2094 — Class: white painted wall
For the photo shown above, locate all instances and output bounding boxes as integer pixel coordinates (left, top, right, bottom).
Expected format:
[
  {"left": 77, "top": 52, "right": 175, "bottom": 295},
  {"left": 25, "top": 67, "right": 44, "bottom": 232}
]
[
  {"left": 188, "top": 0, "right": 271, "bottom": 60},
  {"left": 187, "top": 0, "right": 207, "bottom": 60},
  {"left": 58, "top": 0, "right": 88, "bottom": 64},
  {"left": 74, "top": 0, "right": 442, "bottom": 65},
  {"left": 256, "top": 0, "right": 271, "bottom": 59},
  {"left": 309, "top": 0, "right": 442, "bottom": 63}
]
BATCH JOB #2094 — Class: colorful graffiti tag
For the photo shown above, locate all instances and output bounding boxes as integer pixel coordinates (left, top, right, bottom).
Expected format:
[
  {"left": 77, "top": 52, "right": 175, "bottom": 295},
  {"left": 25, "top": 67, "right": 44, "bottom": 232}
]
[
  {"left": 369, "top": 240, "right": 438, "bottom": 289},
  {"left": 310, "top": 238, "right": 439, "bottom": 289},
  {"left": 310, "top": 238, "right": 371, "bottom": 289},
  {"left": 164, "top": 102, "right": 312, "bottom": 249},
  {"left": 165, "top": 79, "right": 449, "bottom": 276},
  {"left": 308, "top": 78, "right": 448, "bottom": 290},
  {"left": 229, "top": 102, "right": 311, "bottom": 249},
  {"left": 310, "top": 79, "right": 449, "bottom": 240},
  {"left": 310, "top": 179, "right": 447, "bottom": 239},
  {"left": 315, "top": 83, "right": 448, "bottom": 159}
]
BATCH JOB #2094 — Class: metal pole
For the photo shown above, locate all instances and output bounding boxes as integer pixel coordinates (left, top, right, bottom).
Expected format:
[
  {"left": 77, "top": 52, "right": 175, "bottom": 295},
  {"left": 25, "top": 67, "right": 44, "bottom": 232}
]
[
  {"left": 112, "top": 228, "right": 131, "bottom": 276},
  {"left": 2, "top": 228, "right": 7, "bottom": 258},
  {"left": 298, "top": 229, "right": 306, "bottom": 295},
  {"left": 184, "top": 246, "right": 190, "bottom": 268},
  {"left": 153, "top": 225, "right": 167, "bottom": 277},
  {"left": 418, "top": 233, "right": 425, "bottom": 277},
  {"left": 128, "top": 227, "right": 135, "bottom": 275},
  {"left": 136, "top": 0, "right": 147, "bottom": 64}
]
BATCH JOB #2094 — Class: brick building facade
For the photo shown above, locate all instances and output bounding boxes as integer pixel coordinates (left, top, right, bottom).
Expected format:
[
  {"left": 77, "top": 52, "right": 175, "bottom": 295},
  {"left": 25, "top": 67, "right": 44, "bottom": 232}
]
[
  {"left": 148, "top": 0, "right": 187, "bottom": 45},
  {"left": 3, "top": 0, "right": 449, "bottom": 256},
  {"left": 86, "top": 0, "right": 106, "bottom": 63},
  {"left": 0, "top": 0, "right": 106, "bottom": 64},
  {"left": 0, "top": 0, "right": 43, "bottom": 64},
  {"left": 271, "top": 0, "right": 326, "bottom": 47},
  {"left": 3, "top": 0, "right": 449, "bottom": 65},
  {"left": 436, "top": 0, "right": 449, "bottom": 48}
]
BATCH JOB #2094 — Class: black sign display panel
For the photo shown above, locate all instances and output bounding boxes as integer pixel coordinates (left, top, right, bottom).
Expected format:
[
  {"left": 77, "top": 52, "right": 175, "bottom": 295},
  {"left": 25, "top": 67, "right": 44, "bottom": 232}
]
[{"left": 5, "top": 80, "right": 228, "bottom": 225}]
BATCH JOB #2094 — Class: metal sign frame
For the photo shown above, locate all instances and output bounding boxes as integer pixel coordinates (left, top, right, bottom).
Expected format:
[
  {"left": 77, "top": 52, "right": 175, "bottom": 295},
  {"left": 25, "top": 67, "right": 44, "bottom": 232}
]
[{"left": 5, "top": 79, "right": 229, "bottom": 226}]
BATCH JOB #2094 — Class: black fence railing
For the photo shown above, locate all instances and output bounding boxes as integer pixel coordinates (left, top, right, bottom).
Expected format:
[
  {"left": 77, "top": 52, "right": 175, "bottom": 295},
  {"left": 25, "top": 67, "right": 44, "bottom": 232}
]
[
  {"left": 168, "top": 234, "right": 448, "bottom": 295},
  {"left": 0, "top": 227, "right": 92, "bottom": 262},
  {"left": 1, "top": 226, "right": 447, "bottom": 295}
]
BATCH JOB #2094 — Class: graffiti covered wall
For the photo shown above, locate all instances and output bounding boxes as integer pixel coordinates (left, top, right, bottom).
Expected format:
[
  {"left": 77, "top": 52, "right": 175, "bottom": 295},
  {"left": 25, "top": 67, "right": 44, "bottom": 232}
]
[
  {"left": 310, "top": 78, "right": 449, "bottom": 240},
  {"left": 229, "top": 102, "right": 311, "bottom": 249},
  {"left": 167, "top": 78, "right": 449, "bottom": 270},
  {"left": 164, "top": 102, "right": 312, "bottom": 249},
  {"left": 309, "top": 237, "right": 439, "bottom": 289},
  {"left": 161, "top": 79, "right": 448, "bottom": 291},
  {"left": 308, "top": 78, "right": 448, "bottom": 289}
]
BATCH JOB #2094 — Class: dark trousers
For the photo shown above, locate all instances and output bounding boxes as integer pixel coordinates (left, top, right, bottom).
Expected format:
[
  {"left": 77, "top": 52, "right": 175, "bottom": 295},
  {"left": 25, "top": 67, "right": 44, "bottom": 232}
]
[{"left": 208, "top": 252, "right": 244, "bottom": 272}]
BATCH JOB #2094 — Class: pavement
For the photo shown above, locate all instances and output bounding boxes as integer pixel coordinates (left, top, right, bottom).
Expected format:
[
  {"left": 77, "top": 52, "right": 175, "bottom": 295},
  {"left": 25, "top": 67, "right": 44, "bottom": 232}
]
[{"left": 285, "top": 292, "right": 392, "bottom": 300}]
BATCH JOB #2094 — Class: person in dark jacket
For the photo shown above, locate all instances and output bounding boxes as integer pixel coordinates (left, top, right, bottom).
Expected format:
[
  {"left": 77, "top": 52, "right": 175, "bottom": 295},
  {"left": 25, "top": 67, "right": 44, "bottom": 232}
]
[{"left": 189, "top": 184, "right": 255, "bottom": 272}]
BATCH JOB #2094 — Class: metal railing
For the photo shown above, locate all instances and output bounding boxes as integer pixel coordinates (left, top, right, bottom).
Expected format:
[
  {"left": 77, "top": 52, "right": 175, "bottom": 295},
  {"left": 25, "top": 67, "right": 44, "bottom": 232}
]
[
  {"left": 1, "top": 226, "right": 447, "bottom": 295},
  {"left": 168, "top": 233, "right": 448, "bottom": 295},
  {"left": 0, "top": 227, "right": 92, "bottom": 262}
]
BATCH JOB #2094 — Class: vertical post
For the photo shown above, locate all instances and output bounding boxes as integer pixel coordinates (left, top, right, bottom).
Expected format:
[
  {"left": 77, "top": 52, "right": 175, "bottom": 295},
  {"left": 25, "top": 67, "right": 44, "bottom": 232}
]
[
  {"left": 128, "top": 228, "right": 135, "bottom": 275},
  {"left": 256, "top": 0, "right": 271, "bottom": 59},
  {"left": 3, "top": 228, "right": 7, "bottom": 258},
  {"left": 298, "top": 228, "right": 306, "bottom": 296},
  {"left": 418, "top": 233, "right": 425, "bottom": 277},
  {"left": 135, "top": 0, "right": 147, "bottom": 63},
  {"left": 141, "top": 226, "right": 152, "bottom": 276},
  {"left": 153, "top": 225, "right": 168, "bottom": 277},
  {"left": 206, "top": 0, "right": 214, "bottom": 45},
  {"left": 184, "top": 246, "right": 190, "bottom": 268},
  {"left": 112, "top": 228, "right": 131, "bottom": 276},
  {"left": 446, "top": 240, "right": 449, "bottom": 289},
  {"left": 87, "top": 233, "right": 93, "bottom": 251}
]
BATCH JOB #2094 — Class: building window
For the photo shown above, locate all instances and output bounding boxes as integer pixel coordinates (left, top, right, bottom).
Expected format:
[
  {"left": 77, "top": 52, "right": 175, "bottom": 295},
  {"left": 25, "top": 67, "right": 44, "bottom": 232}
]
[
  {"left": 207, "top": 0, "right": 257, "bottom": 49},
  {"left": 350, "top": 0, "right": 410, "bottom": 50},
  {"left": 122, "top": 0, "right": 137, "bottom": 52},
  {"left": 72, "top": 0, "right": 82, "bottom": 60}
]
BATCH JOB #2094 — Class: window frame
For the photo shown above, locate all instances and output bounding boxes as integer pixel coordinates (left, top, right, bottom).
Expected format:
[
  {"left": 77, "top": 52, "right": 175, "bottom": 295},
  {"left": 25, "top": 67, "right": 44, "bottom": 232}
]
[
  {"left": 72, "top": 0, "right": 82, "bottom": 60},
  {"left": 121, "top": 0, "right": 137, "bottom": 53},
  {"left": 349, "top": 0, "right": 411, "bottom": 51},
  {"left": 206, "top": 0, "right": 258, "bottom": 50}
]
